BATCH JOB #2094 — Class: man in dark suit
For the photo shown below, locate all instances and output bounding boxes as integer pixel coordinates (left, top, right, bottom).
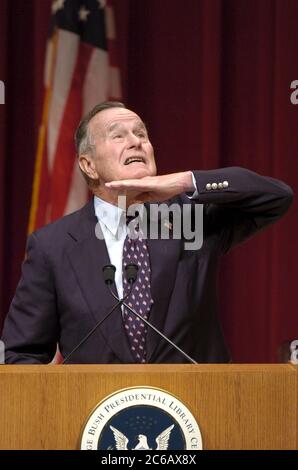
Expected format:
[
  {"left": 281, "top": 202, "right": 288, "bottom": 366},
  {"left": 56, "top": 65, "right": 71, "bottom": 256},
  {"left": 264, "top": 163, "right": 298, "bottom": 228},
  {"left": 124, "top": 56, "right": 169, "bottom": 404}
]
[{"left": 1, "top": 102, "right": 293, "bottom": 364}]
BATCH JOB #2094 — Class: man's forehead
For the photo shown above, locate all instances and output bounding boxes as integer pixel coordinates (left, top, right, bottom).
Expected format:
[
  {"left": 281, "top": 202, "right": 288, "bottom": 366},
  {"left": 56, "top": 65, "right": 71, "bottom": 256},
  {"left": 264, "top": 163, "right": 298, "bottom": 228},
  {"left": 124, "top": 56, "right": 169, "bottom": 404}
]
[{"left": 90, "top": 107, "right": 145, "bottom": 132}]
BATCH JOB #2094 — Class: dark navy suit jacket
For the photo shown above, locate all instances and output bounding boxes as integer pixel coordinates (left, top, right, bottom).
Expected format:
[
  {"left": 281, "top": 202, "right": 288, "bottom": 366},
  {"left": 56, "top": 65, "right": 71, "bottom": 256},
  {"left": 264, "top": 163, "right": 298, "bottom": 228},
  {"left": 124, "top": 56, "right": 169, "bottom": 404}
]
[{"left": 1, "top": 168, "right": 293, "bottom": 364}]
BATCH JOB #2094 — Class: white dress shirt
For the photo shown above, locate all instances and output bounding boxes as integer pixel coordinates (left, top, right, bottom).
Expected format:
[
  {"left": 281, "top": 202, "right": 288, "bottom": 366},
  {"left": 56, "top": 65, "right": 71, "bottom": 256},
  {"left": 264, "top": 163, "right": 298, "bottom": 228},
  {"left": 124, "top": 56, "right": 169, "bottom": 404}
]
[{"left": 94, "top": 196, "right": 127, "bottom": 299}]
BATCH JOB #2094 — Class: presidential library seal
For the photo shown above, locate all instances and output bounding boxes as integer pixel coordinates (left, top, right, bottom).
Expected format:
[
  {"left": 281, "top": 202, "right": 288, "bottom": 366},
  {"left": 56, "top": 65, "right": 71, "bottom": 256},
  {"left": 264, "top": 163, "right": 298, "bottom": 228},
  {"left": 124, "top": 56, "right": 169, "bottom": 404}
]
[{"left": 80, "top": 387, "right": 202, "bottom": 450}]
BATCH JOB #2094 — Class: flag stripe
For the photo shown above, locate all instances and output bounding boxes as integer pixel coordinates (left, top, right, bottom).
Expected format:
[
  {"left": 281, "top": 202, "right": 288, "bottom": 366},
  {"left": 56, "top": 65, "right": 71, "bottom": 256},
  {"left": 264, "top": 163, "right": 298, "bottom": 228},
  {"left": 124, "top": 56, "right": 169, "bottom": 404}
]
[
  {"left": 109, "top": 66, "right": 121, "bottom": 99},
  {"left": 28, "top": 31, "right": 58, "bottom": 233},
  {"left": 83, "top": 48, "right": 109, "bottom": 112},
  {"left": 34, "top": 139, "right": 50, "bottom": 228},
  {"left": 106, "top": 5, "right": 116, "bottom": 40},
  {"left": 50, "top": 41, "right": 93, "bottom": 220},
  {"left": 47, "top": 29, "right": 79, "bottom": 171}
]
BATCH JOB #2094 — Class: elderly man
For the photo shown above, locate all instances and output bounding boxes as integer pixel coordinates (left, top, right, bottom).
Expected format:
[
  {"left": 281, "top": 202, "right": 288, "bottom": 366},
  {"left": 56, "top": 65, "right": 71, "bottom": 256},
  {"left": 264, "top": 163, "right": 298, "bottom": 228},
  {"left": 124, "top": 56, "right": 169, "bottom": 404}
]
[{"left": 1, "top": 101, "right": 293, "bottom": 364}]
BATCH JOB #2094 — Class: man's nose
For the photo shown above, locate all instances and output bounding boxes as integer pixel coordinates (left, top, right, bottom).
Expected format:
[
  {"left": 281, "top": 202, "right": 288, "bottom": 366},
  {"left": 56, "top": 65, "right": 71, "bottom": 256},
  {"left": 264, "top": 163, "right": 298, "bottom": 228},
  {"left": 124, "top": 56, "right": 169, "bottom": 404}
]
[{"left": 127, "top": 132, "right": 142, "bottom": 147}]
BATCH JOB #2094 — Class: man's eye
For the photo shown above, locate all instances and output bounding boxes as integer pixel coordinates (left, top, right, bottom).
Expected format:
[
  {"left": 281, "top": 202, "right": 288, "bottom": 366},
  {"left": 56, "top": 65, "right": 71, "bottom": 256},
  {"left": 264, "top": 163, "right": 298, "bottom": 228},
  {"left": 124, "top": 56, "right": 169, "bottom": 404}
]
[{"left": 112, "top": 134, "right": 123, "bottom": 139}]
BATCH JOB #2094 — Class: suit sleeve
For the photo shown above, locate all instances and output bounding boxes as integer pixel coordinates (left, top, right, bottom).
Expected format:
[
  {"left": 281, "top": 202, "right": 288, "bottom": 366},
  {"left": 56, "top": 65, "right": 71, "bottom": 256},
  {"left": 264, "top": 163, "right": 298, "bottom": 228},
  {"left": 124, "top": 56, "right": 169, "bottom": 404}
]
[
  {"left": 191, "top": 167, "right": 293, "bottom": 253},
  {"left": 1, "top": 232, "right": 59, "bottom": 363}
]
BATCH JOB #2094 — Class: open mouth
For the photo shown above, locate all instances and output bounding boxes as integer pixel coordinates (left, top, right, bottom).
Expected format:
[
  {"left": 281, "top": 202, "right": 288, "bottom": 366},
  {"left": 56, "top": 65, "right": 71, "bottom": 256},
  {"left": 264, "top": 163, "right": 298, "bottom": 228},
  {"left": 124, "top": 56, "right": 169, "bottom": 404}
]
[{"left": 124, "top": 157, "right": 146, "bottom": 165}]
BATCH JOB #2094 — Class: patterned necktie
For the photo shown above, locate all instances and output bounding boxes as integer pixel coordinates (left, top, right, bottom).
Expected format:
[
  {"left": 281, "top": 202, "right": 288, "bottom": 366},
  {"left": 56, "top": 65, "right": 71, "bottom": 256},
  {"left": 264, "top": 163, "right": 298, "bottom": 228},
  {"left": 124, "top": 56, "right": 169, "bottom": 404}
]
[{"left": 122, "top": 216, "right": 154, "bottom": 363}]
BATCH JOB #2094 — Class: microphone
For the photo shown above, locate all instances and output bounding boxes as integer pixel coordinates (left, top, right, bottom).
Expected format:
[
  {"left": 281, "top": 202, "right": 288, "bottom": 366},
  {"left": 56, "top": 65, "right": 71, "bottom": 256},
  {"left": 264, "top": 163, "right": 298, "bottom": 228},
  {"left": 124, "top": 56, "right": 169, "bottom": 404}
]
[
  {"left": 125, "top": 263, "right": 139, "bottom": 283},
  {"left": 62, "top": 264, "right": 136, "bottom": 364},
  {"left": 107, "top": 265, "right": 198, "bottom": 365},
  {"left": 102, "top": 264, "right": 116, "bottom": 284}
]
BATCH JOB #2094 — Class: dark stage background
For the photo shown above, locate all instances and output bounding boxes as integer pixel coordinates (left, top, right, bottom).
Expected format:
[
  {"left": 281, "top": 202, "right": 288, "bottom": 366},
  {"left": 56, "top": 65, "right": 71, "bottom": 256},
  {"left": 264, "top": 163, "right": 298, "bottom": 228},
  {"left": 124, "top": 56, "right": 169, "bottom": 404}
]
[{"left": 0, "top": 0, "right": 297, "bottom": 362}]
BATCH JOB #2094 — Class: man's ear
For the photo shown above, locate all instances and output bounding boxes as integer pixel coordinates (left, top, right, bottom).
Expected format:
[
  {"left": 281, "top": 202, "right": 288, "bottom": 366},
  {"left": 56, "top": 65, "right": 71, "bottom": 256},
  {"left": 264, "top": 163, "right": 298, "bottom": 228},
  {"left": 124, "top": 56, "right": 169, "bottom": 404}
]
[{"left": 78, "top": 154, "right": 99, "bottom": 181}]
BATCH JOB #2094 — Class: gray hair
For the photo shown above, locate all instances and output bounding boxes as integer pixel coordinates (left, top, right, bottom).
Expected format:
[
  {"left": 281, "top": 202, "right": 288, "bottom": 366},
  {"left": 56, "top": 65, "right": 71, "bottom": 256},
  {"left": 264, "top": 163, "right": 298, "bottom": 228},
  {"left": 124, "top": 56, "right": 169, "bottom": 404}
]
[{"left": 75, "top": 101, "right": 125, "bottom": 156}]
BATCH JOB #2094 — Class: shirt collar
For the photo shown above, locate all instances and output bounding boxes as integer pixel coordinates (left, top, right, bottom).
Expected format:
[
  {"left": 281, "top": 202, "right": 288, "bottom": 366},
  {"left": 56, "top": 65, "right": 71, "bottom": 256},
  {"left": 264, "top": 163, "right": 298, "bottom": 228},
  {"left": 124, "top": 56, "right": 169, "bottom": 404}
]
[
  {"left": 94, "top": 196, "right": 124, "bottom": 237},
  {"left": 94, "top": 196, "right": 145, "bottom": 237}
]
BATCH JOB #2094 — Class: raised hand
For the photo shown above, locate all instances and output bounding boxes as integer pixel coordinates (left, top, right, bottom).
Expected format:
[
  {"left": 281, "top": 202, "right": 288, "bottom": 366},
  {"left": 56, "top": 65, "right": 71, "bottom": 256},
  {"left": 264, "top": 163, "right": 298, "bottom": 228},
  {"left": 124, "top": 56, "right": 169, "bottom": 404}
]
[{"left": 105, "top": 171, "right": 194, "bottom": 203}]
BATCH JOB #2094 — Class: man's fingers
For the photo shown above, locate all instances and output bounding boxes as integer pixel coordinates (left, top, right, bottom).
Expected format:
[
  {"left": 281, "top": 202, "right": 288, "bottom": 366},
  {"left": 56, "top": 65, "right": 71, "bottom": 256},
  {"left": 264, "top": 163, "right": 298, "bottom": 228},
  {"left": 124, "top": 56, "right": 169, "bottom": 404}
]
[{"left": 105, "top": 179, "right": 152, "bottom": 190}]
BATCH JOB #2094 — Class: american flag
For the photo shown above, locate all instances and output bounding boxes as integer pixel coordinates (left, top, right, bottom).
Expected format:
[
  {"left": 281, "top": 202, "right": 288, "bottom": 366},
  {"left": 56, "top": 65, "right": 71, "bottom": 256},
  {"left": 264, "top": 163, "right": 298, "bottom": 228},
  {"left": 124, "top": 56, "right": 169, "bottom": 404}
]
[{"left": 28, "top": 0, "right": 122, "bottom": 233}]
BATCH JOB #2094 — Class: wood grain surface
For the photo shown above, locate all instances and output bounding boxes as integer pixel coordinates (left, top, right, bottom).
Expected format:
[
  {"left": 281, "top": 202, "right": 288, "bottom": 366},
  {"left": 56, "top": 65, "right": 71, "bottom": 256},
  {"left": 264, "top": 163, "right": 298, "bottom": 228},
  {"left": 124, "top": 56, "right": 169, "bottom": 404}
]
[{"left": 0, "top": 364, "right": 296, "bottom": 449}]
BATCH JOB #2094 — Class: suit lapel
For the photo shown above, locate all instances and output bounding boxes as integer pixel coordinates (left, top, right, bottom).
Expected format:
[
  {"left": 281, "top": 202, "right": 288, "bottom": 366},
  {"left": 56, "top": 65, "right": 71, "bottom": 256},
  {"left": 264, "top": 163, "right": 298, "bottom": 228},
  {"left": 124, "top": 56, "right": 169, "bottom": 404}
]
[{"left": 66, "top": 201, "right": 134, "bottom": 363}]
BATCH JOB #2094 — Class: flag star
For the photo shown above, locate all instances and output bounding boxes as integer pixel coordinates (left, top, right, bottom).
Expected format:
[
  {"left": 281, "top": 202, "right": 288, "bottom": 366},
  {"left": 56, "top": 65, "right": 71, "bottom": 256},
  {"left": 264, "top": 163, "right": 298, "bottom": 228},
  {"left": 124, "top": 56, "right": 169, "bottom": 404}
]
[
  {"left": 97, "top": 0, "right": 106, "bottom": 8},
  {"left": 52, "top": 0, "right": 65, "bottom": 14},
  {"left": 78, "top": 5, "right": 90, "bottom": 22}
]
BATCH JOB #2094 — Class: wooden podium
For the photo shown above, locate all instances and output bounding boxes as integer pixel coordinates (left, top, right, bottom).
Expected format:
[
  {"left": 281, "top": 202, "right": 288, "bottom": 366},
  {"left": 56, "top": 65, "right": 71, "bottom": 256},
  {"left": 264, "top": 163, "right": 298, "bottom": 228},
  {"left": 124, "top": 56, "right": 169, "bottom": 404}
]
[{"left": 0, "top": 364, "right": 297, "bottom": 450}]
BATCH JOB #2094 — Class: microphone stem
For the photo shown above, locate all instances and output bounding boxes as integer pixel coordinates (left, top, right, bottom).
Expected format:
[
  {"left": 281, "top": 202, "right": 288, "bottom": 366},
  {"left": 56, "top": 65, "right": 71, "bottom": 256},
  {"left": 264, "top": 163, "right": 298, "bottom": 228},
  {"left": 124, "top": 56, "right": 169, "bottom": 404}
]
[
  {"left": 108, "top": 286, "right": 198, "bottom": 365},
  {"left": 62, "top": 289, "right": 131, "bottom": 364}
]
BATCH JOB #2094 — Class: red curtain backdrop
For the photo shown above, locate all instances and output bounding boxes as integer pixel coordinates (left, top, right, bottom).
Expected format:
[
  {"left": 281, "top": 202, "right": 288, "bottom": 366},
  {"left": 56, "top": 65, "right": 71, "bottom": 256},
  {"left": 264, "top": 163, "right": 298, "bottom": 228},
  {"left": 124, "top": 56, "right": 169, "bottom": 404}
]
[{"left": 0, "top": 0, "right": 297, "bottom": 362}]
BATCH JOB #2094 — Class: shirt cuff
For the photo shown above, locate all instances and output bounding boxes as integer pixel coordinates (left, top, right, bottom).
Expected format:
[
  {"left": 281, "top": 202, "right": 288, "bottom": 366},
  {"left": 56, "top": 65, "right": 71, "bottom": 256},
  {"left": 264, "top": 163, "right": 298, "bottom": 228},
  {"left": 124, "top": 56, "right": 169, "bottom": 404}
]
[{"left": 186, "top": 172, "right": 199, "bottom": 199}]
